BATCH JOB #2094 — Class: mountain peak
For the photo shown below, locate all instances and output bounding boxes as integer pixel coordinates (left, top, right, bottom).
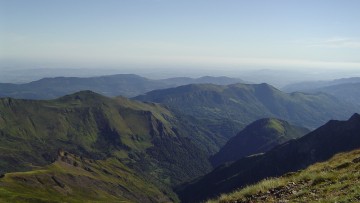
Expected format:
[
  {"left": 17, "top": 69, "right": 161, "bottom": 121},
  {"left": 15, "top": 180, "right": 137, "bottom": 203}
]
[
  {"left": 251, "top": 118, "right": 286, "bottom": 132},
  {"left": 210, "top": 118, "right": 309, "bottom": 167},
  {"left": 67, "top": 90, "right": 103, "bottom": 97},
  {"left": 57, "top": 90, "right": 107, "bottom": 103},
  {"left": 349, "top": 113, "right": 360, "bottom": 122},
  {"left": 256, "top": 83, "right": 280, "bottom": 91}
]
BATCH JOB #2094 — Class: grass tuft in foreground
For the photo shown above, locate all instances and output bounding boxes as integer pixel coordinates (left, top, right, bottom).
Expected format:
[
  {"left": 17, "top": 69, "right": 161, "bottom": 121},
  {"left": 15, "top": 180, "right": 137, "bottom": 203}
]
[{"left": 208, "top": 148, "right": 360, "bottom": 203}]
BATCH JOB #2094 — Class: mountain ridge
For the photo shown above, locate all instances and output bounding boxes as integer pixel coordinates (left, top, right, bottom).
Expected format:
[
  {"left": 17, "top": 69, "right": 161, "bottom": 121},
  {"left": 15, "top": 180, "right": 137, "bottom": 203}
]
[
  {"left": 135, "top": 83, "right": 357, "bottom": 131},
  {"left": 177, "top": 113, "right": 360, "bottom": 202}
]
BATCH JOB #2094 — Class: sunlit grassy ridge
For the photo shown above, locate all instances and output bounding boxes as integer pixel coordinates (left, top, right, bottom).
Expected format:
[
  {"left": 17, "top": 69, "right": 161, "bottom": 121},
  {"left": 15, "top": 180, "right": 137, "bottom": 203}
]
[
  {"left": 0, "top": 151, "right": 172, "bottom": 203},
  {"left": 209, "top": 148, "right": 360, "bottom": 203},
  {"left": 265, "top": 119, "right": 285, "bottom": 134},
  {"left": 0, "top": 91, "right": 175, "bottom": 170}
]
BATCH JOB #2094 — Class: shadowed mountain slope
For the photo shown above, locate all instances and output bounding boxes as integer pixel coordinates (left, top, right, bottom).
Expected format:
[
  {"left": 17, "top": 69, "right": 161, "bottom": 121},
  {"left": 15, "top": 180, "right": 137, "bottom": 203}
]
[
  {"left": 208, "top": 148, "right": 360, "bottom": 203},
  {"left": 177, "top": 113, "right": 360, "bottom": 203},
  {"left": 210, "top": 118, "right": 309, "bottom": 167}
]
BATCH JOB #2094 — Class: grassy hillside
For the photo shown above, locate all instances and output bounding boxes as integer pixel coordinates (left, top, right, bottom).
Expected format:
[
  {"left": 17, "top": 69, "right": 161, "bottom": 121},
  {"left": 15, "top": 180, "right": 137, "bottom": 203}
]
[
  {"left": 0, "top": 91, "right": 218, "bottom": 191},
  {"left": 177, "top": 113, "right": 360, "bottom": 202},
  {"left": 135, "top": 83, "right": 357, "bottom": 135},
  {"left": 210, "top": 118, "right": 309, "bottom": 167},
  {"left": 0, "top": 151, "right": 173, "bottom": 203},
  {"left": 209, "top": 148, "right": 360, "bottom": 202}
]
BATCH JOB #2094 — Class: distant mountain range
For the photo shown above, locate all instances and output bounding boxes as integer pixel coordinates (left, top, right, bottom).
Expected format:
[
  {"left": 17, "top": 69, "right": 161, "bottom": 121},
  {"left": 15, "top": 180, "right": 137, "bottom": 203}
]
[
  {"left": 135, "top": 83, "right": 357, "bottom": 131},
  {"left": 177, "top": 113, "right": 360, "bottom": 202},
  {"left": 282, "top": 77, "right": 360, "bottom": 92},
  {"left": 159, "top": 76, "right": 247, "bottom": 86},
  {"left": 0, "top": 74, "right": 245, "bottom": 99},
  {"left": 287, "top": 82, "right": 360, "bottom": 107},
  {"left": 210, "top": 118, "right": 309, "bottom": 167},
  {"left": 283, "top": 77, "right": 360, "bottom": 106}
]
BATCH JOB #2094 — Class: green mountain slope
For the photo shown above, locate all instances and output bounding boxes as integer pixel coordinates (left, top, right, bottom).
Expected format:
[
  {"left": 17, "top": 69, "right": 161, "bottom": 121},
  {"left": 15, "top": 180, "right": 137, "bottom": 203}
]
[
  {"left": 0, "top": 151, "right": 173, "bottom": 203},
  {"left": 135, "top": 83, "right": 357, "bottom": 133},
  {"left": 177, "top": 113, "right": 360, "bottom": 202},
  {"left": 210, "top": 118, "right": 309, "bottom": 167},
  {"left": 209, "top": 148, "right": 360, "bottom": 203},
  {"left": 0, "top": 91, "right": 218, "bottom": 192}
]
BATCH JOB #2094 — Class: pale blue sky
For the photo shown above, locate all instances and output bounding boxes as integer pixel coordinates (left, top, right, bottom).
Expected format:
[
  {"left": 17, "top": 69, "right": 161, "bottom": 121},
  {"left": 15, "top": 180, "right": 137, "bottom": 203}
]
[{"left": 1, "top": 0, "right": 360, "bottom": 70}]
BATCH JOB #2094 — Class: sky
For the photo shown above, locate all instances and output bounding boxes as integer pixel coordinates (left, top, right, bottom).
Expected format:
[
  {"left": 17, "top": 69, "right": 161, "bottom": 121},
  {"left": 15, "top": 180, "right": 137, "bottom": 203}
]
[{"left": 1, "top": 0, "right": 360, "bottom": 71}]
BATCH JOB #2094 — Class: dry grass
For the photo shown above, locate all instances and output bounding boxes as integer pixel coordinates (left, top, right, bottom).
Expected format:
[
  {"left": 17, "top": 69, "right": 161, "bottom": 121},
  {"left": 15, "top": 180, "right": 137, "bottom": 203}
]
[{"left": 208, "top": 149, "right": 360, "bottom": 203}]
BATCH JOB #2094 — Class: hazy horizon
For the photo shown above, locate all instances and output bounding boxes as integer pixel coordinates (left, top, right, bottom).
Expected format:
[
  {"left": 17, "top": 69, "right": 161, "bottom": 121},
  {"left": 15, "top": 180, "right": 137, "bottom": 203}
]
[
  {"left": 1, "top": 0, "right": 360, "bottom": 72},
  {"left": 1, "top": 67, "right": 360, "bottom": 88}
]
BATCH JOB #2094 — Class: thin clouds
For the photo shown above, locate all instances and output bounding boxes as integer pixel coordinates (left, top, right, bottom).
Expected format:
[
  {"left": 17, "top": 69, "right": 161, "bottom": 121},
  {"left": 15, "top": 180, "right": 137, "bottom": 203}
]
[
  {"left": 305, "top": 37, "right": 360, "bottom": 48},
  {"left": 126, "top": 55, "right": 360, "bottom": 70}
]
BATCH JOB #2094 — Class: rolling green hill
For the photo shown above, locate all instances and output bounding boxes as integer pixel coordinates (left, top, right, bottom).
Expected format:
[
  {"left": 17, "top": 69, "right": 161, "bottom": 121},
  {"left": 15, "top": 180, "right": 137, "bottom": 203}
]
[
  {"left": 0, "top": 91, "right": 228, "bottom": 201},
  {"left": 210, "top": 118, "right": 309, "bottom": 167},
  {"left": 135, "top": 83, "right": 357, "bottom": 136},
  {"left": 177, "top": 113, "right": 360, "bottom": 203},
  {"left": 209, "top": 148, "right": 360, "bottom": 202}
]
